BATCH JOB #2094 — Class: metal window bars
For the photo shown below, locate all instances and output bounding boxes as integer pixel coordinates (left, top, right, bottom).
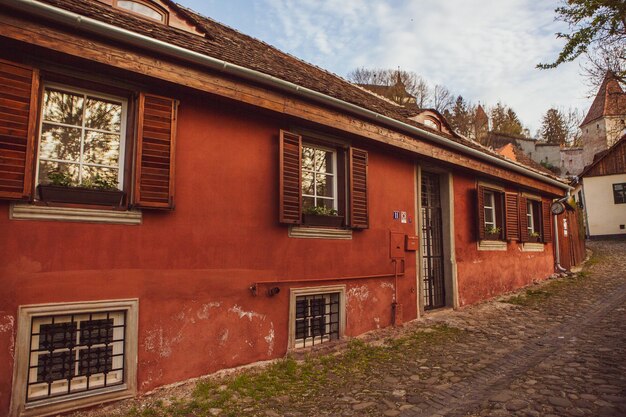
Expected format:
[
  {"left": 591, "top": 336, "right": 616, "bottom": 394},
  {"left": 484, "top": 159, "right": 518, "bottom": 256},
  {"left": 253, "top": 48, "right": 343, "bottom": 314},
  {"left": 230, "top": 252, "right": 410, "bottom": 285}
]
[
  {"left": 295, "top": 293, "right": 340, "bottom": 348},
  {"left": 26, "top": 311, "right": 126, "bottom": 402}
]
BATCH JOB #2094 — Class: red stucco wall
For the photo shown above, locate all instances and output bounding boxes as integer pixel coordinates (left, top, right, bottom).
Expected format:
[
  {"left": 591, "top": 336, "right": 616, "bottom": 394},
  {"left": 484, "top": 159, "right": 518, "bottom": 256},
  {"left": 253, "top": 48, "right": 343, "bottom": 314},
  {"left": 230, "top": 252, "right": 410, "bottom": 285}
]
[
  {"left": 0, "top": 92, "right": 420, "bottom": 412},
  {"left": 452, "top": 173, "right": 555, "bottom": 306}
]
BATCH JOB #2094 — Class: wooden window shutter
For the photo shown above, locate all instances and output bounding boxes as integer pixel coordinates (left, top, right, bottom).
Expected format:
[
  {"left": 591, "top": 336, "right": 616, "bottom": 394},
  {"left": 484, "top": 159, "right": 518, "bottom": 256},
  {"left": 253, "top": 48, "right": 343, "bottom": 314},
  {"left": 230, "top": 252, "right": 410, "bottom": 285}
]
[
  {"left": 542, "top": 199, "right": 552, "bottom": 242},
  {"left": 0, "top": 60, "right": 39, "bottom": 200},
  {"left": 133, "top": 93, "right": 178, "bottom": 209},
  {"left": 279, "top": 130, "right": 302, "bottom": 224},
  {"left": 476, "top": 185, "right": 485, "bottom": 240},
  {"left": 349, "top": 147, "right": 368, "bottom": 229},
  {"left": 519, "top": 196, "right": 529, "bottom": 242},
  {"left": 505, "top": 192, "right": 520, "bottom": 241}
]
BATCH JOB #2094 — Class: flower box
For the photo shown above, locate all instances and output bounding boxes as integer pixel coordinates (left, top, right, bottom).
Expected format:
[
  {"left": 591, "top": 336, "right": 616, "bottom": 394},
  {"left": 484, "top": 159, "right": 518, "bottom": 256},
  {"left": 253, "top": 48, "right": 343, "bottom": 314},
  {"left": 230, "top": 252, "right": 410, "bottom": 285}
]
[
  {"left": 38, "top": 185, "right": 125, "bottom": 207},
  {"left": 528, "top": 235, "right": 541, "bottom": 243},
  {"left": 302, "top": 214, "right": 344, "bottom": 228},
  {"left": 484, "top": 232, "right": 502, "bottom": 241}
]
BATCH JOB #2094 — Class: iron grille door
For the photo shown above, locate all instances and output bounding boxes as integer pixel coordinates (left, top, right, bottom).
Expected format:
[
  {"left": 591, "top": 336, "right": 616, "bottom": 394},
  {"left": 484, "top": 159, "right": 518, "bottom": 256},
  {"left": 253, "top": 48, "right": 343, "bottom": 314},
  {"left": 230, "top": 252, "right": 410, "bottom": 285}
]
[{"left": 421, "top": 172, "right": 445, "bottom": 310}]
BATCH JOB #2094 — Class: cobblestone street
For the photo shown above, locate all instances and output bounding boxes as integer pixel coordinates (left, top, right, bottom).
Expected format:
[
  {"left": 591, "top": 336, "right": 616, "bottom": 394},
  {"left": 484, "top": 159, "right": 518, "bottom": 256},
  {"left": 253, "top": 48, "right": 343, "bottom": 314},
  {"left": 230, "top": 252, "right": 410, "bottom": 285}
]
[{"left": 76, "top": 240, "right": 626, "bottom": 417}]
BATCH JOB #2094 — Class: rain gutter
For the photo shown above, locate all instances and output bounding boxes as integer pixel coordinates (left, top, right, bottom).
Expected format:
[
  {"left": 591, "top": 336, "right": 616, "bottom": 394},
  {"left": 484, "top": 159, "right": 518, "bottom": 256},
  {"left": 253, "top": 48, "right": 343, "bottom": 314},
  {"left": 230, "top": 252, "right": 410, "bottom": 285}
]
[{"left": 5, "top": 0, "right": 571, "bottom": 191}]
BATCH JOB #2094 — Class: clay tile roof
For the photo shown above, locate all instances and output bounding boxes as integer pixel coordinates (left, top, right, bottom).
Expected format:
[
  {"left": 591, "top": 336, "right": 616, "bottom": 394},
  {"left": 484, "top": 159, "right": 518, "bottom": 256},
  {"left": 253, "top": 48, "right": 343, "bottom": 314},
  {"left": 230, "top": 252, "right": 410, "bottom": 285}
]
[
  {"left": 495, "top": 143, "right": 555, "bottom": 176},
  {"left": 580, "top": 72, "right": 626, "bottom": 127},
  {"left": 32, "top": 0, "right": 565, "bottom": 185}
]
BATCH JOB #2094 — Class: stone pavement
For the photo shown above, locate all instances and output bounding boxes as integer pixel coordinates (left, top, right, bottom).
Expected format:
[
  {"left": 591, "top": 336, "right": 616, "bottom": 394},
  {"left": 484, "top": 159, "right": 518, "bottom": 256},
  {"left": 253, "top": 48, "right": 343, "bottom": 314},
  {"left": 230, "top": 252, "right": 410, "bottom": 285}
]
[{"left": 288, "top": 240, "right": 626, "bottom": 417}]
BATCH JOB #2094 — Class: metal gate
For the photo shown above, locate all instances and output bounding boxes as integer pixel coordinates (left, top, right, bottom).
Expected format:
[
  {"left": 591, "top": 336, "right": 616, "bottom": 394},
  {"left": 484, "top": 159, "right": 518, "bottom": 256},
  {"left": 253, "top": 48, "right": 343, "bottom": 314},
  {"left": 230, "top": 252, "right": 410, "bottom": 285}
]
[{"left": 421, "top": 172, "right": 445, "bottom": 310}]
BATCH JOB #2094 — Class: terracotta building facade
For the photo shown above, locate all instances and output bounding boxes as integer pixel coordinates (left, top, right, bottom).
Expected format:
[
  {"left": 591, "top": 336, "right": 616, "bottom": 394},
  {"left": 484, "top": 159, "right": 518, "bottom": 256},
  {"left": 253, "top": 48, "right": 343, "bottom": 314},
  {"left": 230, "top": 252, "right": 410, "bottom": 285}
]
[{"left": 0, "top": 1, "right": 569, "bottom": 416}]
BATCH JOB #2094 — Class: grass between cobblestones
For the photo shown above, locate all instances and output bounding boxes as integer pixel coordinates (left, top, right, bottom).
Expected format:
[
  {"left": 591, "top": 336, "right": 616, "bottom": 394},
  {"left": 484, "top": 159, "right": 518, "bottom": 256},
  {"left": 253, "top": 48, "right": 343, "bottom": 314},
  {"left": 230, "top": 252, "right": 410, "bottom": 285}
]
[
  {"left": 503, "top": 251, "right": 600, "bottom": 307},
  {"left": 126, "top": 325, "right": 461, "bottom": 417}
]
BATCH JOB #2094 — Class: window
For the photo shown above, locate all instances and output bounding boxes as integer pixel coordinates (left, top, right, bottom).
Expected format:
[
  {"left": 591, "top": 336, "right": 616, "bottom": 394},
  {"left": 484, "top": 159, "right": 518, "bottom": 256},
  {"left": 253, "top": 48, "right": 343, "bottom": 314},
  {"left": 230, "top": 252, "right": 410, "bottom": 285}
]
[
  {"left": 423, "top": 117, "right": 440, "bottom": 131},
  {"left": 36, "top": 85, "right": 127, "bottom": 191},
  {"left": 301, "top": 144, "right": 337, "bottom": 211},
  {"left": 526, "top": 199, "right": 542, "bottom": 239},
  {"left": 114, "top": 0, "right": 166, "bottom": 22},
  {"left": 295, "top": 293, "right": 339, "bottom": 347},
  {"left": 478, "top": 186, "right": 504, "bottom": 240},
  {"left": 614, "top": 183, "right": 626, "bottom": 204},
  {"left": 10, "top": 300, "right": 138, "bottom": 417},
  {"left": 279, "top": 130, "right": 368, "bottom": 229},
  {"left": 0, "top": 58, "right": 178, "bottom": 212},
  {"left": 289, "top": 286, "right": 345, "bottom": 349},
  {"left": 27, "top": 312, "right": 126, "bottom": 402}
]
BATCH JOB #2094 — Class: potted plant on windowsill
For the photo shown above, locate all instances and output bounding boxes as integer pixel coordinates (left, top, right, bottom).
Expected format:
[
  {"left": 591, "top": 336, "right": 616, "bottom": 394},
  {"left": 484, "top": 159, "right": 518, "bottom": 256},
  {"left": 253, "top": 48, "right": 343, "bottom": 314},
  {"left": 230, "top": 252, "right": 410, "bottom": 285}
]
[
  {"left": 528, "top": 231, "right": 541, "bottom": 243},
  {"left": 484, "top": 226, "right": 502, "bottom": 241},
  {"left": 302, "top": 205, "right": 344, "bottom": 228},
  {"left": 38, "top": 172, "right": 125, "bottom": 207}
]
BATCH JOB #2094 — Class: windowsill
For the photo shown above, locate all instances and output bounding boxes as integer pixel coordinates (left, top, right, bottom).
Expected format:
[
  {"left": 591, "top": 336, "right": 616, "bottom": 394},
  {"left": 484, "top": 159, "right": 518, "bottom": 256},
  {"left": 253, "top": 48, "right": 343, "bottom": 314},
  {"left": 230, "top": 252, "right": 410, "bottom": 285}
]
[
  {"left": 522, "top": 242, "right": 545, "bottom": 252},
  {"left": 10, "top": 203, "right": 142, "bottom": 225},
  {"left": 288, "top": 226, "right": 352, "bottom": 240},
  {"left": 477, "top": 239, "right": 507, "bottom": 251}
]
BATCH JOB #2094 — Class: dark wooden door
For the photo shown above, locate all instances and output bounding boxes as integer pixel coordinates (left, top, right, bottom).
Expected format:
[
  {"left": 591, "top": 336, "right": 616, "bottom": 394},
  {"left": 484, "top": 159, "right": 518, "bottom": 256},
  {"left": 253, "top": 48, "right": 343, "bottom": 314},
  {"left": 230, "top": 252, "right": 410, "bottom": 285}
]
[{"left": 421, "top": 172, "right": 445, "bottom": 310}]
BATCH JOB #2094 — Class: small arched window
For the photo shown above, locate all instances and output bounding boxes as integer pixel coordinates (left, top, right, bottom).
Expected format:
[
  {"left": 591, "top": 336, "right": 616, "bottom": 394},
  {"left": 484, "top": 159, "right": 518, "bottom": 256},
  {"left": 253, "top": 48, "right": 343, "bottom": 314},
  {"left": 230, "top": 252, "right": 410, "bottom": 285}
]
[
  {"left": 423, "top": 117, "right": 440, "bottom": 131},
  {"left": 114, "top": 0, "right": 167, "bottom": 23}
]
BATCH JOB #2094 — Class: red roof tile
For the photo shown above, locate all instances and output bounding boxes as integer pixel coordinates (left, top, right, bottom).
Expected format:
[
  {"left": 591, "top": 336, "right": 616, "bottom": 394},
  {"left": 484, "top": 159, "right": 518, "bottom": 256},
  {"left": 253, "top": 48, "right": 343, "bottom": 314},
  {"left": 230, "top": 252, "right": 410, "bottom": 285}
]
[{"left": 31, "top": 0, "right": 564, "bottom": 183}]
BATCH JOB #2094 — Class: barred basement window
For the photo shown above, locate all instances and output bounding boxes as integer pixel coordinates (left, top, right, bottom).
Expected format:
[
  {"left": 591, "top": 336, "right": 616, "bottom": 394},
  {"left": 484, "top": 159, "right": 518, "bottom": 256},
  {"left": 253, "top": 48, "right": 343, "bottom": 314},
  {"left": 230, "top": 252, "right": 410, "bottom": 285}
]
[
  {"left": 11, "top": 300, "right": 137, "bottom": 417},
  {"left": 26, "top": 311, "right": 126, "bottom": 402},
  {"left": 289, "top": 286, "right": 345, "bottom": 349},
  {"left": 295, "top": 293, "right": 340, "bottom": 348}
]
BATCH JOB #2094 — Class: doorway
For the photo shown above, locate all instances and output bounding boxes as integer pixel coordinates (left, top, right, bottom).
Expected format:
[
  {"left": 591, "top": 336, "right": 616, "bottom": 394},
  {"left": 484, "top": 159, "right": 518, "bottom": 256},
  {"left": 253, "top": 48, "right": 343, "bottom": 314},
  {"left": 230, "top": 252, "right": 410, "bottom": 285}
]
[{"left": 420, "top": 171, "right": 445, "bottom": 310}]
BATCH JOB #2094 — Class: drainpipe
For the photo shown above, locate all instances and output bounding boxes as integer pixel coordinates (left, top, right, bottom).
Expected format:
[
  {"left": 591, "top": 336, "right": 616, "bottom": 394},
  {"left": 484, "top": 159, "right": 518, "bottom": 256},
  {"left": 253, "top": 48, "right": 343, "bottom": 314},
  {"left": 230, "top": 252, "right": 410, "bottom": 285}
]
[
  {"left": 553, "top": 194, "right": 571, "bottom": 273},
  {"left": 1, "top": 0, "right": 572, "bottom": 193},
  {"left": 553, "top": 212, "right": 567, "bottom": 273}
]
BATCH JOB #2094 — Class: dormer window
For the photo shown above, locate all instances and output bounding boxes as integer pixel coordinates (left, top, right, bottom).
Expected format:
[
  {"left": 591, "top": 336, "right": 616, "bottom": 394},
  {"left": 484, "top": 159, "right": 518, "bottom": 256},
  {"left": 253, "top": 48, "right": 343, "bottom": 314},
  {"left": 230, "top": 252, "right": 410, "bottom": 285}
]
[
  {"left": 114, "top": 0, "right": 167, "bottom": 23},
  {"left": 423, "top": 117, "right": 440, "bottom": 131}
]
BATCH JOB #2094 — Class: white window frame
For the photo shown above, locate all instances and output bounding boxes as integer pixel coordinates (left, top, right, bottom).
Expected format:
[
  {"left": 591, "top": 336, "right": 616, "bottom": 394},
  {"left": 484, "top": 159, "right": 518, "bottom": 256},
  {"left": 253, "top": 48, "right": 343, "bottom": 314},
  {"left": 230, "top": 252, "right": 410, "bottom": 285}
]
[
  {"left": 288, "top": 285, "right": 345, "bottom": 350},
  {"left": 10, "top": 299, "right": 138, "bottom": 417},
  {"left": 527, "top": 200, "right": 535, "bottom": 235},
  {"left": 301, "top": 143, "right": 338, "bottom": 210},
  {"left": 483, "top": 190, "right": 496, "bottom": 229},
  {"left": 35, "top": 83, "right": 128, "bottom": 191}
]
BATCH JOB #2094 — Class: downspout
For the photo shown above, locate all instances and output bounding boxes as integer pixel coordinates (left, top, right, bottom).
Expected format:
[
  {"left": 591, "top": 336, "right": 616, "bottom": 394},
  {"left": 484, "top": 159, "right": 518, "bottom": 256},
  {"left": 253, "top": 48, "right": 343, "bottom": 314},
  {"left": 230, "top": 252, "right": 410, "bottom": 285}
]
[
  {"left": 553, "top": 194, "right": 571, "bottom": 273},
  {"left": 553, "top": 212, "right": 567, "bottom": 273},
  {"left": 1, "top": 0, "right": 572, "bottom": 192}
]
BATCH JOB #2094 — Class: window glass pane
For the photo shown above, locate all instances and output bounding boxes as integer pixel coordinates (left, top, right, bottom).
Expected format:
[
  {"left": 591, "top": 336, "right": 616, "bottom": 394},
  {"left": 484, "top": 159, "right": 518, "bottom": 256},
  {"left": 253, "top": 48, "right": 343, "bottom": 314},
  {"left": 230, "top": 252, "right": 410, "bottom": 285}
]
[
  {"left": 117, "top": 1, "right": 163, "bottom": 21},
  {"left": 302, "top": 171, "right": 314, "bottom": 196},
  {"left": 317, "top": 199, "right": 334, "bottom": 210},
  {"left": 38, "top": 161, "right": 80, "bottom": 186},
  {"left": 484, "top": 207, "right": 494, "bottom": 225},
  {"left": 38, "top": 322, "right": 77, "bottom": 351},
  {"left": 302, "top": 196, "right": 315, "bottom": 210},
  {"left": 314, "top": 149, "right": 333, "bottom": 174},
  {"left": 77, "top": 346, "right": 113, "bottom": 377},
  {"left": 295, "top": 300, "right": 307, "bottom": 319},
  {"left": 39, "top": 124, "right": 82, "bottom": 162},
  {"left": 85, "top": 97, "right": 122, "bottom": 132},
  {"left": 315, "top": 173, "right": 334, "bottom": 197},
  {"left": 42, "top": 89, "right": 84, "bottom": 126},
  {"left": 310, "top": 298, "right": 325, "bottom": 316},
  {"left": 81, "top": 166, "right": 119, "bottom": 189},
  {"left": 614, "top": 184, "right": 623, "bottom": 191},
  {"left": 84, "top": 131, "right": 120, "bottom": 166},
  {"left": 302, "top": 146, "right": 315, "bottom": 171}
]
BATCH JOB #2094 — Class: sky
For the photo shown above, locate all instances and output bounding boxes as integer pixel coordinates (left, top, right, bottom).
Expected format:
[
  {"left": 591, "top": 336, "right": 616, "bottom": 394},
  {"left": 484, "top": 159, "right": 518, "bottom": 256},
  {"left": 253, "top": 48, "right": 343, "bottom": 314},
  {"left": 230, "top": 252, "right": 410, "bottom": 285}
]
[{"left": 177, "top": 0, "right": 594, "bottom": 135}]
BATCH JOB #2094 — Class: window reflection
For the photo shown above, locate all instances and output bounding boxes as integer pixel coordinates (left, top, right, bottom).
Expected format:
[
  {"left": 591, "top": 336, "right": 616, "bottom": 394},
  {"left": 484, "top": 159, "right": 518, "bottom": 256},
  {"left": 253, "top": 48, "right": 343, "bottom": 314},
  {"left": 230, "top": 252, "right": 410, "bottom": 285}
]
[{"left": 37, "top": 86, "right": 125, "bottom": 189}]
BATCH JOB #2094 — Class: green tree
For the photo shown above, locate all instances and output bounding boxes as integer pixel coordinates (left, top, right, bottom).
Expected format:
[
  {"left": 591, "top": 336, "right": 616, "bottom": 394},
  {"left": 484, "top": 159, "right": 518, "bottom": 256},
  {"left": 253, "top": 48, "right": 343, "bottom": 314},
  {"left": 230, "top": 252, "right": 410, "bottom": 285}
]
[
  {"left": 539, "top": 0, "right": 626, "bottom": 82},
  {"left": 490, "top": 102, "right": 525, "bottom": 136},
  {"left": 540, "top": 108, "right": 569, "bottom": 145},
  {"left": 445, "top": 96, "right": 476, "bottom": 137}
]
